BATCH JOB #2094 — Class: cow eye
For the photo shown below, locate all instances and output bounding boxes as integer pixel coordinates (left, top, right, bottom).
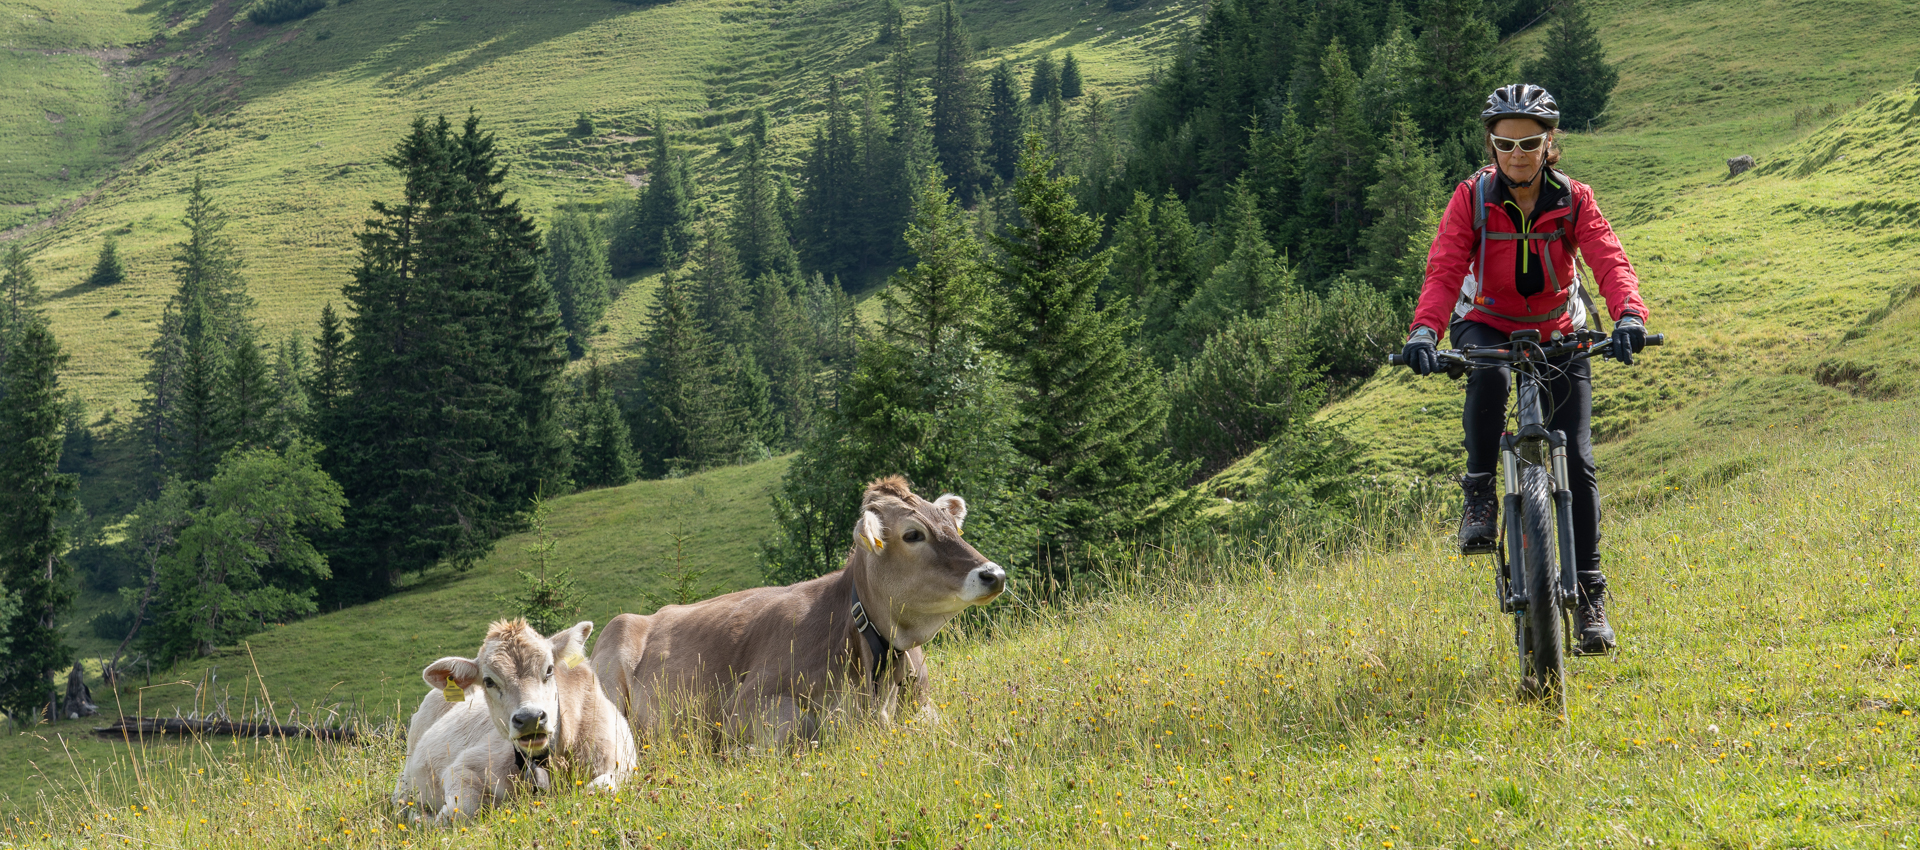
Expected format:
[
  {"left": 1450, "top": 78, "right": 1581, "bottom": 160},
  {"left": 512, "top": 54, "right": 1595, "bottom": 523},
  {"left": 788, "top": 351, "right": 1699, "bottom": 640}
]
[
  {"left": 482, "top": 677, "right": 497, "bottom": 690},
  {"left": 545, "top": 664, "right": 554, "bottom": 679},
  {"left": 903, "top": 528, "right": 924, "bottom": 543}
]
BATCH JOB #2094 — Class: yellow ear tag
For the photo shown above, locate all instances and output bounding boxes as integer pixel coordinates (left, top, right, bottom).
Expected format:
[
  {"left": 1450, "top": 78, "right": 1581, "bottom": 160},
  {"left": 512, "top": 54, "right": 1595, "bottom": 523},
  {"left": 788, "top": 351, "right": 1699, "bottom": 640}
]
[
  {"left": 955, "top": 526, "right": 963, "bottom": 537},
  {"left": 442, "top": 681, "right": 465, "bottom": 703},
  {"left": 560, "top": 646, "right": 588, "bottom": 669},
  {"left": 867, "top": 536, "right": 886, "bottom": 554}
]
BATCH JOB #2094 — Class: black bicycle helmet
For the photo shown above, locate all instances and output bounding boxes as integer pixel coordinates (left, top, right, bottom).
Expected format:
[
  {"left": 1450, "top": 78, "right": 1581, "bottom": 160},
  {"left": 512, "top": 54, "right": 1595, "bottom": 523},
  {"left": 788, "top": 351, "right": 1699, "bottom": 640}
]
[{"left": 1481, "top": 84, "right": 1560, "bottom": 130}]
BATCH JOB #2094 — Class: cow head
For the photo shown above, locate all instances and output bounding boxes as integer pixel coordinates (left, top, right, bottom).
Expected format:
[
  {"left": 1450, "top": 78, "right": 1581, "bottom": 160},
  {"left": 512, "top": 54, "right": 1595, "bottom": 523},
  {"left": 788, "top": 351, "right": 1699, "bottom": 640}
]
[
  {"left": 422, "top": 619, "right": 593, "bottom": 759},
  {"left": 853, "top": 476, "right": 1007, "bottom": 646}
]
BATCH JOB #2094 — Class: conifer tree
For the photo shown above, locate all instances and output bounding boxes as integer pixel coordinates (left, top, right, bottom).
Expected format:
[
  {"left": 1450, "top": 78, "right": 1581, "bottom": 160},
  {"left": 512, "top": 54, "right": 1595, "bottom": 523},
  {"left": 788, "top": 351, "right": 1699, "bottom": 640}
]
[
  {"left": 618, "top": 116, "right": 696, "bottom": 274},
  {"left": 985, "top": 61, "right": 1026, "bottom": 184},
  {"left": 1411, "top": 0, "right": 1507, "bottom": 149},
  {"left": 1108, "top": 192, "right": 1161, "bottom": 309},
  {"left": 986, "top": 137, "right": 1189, "bottom": 566},
  {"left": 929, "top": 1, "right": 985, "bottom": 202},
  {"left": 1059, "top": 51, "right": 1084, "bottom": 99},
  {"left": 854, "top": 70, "right": 902, "bottom": 272},
  {"left": 731, "top": 135, "right": 796, "bottom": 281},
  {"left": 86, "top": 235, "right": 128, "bottom": 288},
  {"left": 801, "top": 77, "right": 860, "bottom": 277},
  {"left": 1165, "top": 310, "right": 1322, "bottom": 478},
  {"left": 267, "top": 333, "right": 310, "bottom": 447},
  {"left": 215, "top": 335, "right": 277, "bottom": 460},
  {"left": 878, "top": 0, "right": 905, "bottom": 44},
  {"left": 1176, "top": 179, "right": 1298, "bottom": 352},
  {"left": 633, "top": 266, "right": 737, "bottom": 477},
  {"left": 0, "top": 289, "right": 76, "bottom": 723},
  {"left": 1521, "top": 0, "right": 1618, "bottom": 131},
  {"left": 749, "top": 271, "right": 814, "bottom": 447},
  {"left": 571, "top": 360, "right": 634, "bottom": 489},
  {"left": 1359, "top": 24, "right": 1421, "bottom": 135},
  {"left": 1133, "top": 190, "right": 1204, "bottom": 364},
  {"left": 1299, "top": 38, "right": 1376, "bottom": 280},
  {"left": 543, "top": 210, "right": 613, "bottom": 358},
  {"left": 1028, "top": 53, "right": 1059, "bottom": 105},
  {"left": 327, "top": 114, "right": 567, "bottom": 600},
  {"left": 306, "top": 303, "right": 347, "bottom": 434},
  {"left": 135, "top": 178, "right": 254, "bottom": 482},
  {"left": 1358, "top": 112, "right": 1443, "bottom": 303}
]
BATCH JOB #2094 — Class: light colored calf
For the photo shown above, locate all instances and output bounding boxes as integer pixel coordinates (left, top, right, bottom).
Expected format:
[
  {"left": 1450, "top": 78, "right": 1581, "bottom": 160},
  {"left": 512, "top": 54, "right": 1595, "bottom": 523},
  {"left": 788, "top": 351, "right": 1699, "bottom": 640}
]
[
  {"left": 393, "top": 619, "right": 636, "bottom": 823},
  {"left": 592, "top": 476, "right": 1008, "bottom": 747}
]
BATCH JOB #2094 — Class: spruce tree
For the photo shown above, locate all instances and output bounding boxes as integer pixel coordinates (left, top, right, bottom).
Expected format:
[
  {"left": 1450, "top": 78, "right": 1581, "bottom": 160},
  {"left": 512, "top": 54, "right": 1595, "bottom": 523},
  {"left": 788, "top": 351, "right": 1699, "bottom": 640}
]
[
  {"left": 985, "top": 61, "right": 1026, "bottom": 184},
  {"left": 1028, "top": 53, "right": 1059, "bottom": 105},
  {"left": 571, "top": 360, "right": 634, "bottom": 489},
  {"left": 1, "top": 246, "right": 41, "bottom": 366},
  {"left": 543, "top": 210, "right": 613, "bottom": 358},
  {"left": 985, "top": 137, "right": 1190, "bottom": 567},
  {"left": 135, "top": 178, "right": 254, "bottom": 482},
  {"left": 730, "top": 136, "right": 796, "bottom": 281},
  {"left": 1411, "top": 0, "right": 1508, "bottom": 150},
  {"left": 1299, "top": 38, "right": 1377, "bottom": 281},
  {"left": 633, "top": 266, "right": 737, "bottom": 477},
  {"left": 800, "top": 78, "right": 860, "bottom": 277},
  {"left": 0, "top": 296, "right": 76, "bottom": 723},
  {"left": 1177, "top": 179, "right": 1298, "bottom": 349},
  {"left": 267, "top": 333, "right": 310, "bottom": 447},
  {"left": 327, "top": 114, "right": 567, "bottom": 600},
  {"left": 854, "top": 70, "right": 901, "bottom": 273},
  {"left": 879, "top": 0, "right": 905, "bottom": 44},
  {"left": 1359, "top": 24, "right": 1421, "bottom": 135},
  {"left": 929, "top": 1, "right": 985, "bottom": 202},
  {"left": 214, "top": 335, "right": 277, "bottom": 461},
  {"left": 1521, "top": 0, "right": 1618, "bottom": 131},
  {"left": 618, "top": 116, "right": 696, "bottom": 274},
  {"left": 1059, "top": 51, "right": 1084, "bottom": 99},
  {"left": 1135, "top": 190, "right": 1204, "bottom": 364},
  {"left": 86, "top": 235, "right": 128, "bottom": 288},
  {"left": 306, "top": 303, "right": 348, "bottom": 433},
  {"left": 1359, "top": 111, "right": 1443, "bottom": 303}
]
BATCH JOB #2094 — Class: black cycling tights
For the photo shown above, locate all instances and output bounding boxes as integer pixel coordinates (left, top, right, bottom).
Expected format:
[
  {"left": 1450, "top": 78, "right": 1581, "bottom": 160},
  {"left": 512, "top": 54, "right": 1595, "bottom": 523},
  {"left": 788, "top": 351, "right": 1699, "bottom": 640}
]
[{"left": 1452, "top": 319, "right": 1606, "bottom": 599}]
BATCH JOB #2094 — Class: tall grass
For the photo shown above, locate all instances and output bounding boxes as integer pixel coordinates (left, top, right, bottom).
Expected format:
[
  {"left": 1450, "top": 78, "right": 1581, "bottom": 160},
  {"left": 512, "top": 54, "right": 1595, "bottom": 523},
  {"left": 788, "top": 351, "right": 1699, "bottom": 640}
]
[{"left": 10, "top": 414, "right": 1916, "bottom": 846}]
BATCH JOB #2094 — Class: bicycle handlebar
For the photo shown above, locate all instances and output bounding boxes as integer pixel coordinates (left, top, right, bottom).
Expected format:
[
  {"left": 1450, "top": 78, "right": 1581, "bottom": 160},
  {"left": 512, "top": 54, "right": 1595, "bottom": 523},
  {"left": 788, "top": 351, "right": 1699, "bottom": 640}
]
[{"left": 1387, "top": 331, "right": 1665, "bottom": 368}]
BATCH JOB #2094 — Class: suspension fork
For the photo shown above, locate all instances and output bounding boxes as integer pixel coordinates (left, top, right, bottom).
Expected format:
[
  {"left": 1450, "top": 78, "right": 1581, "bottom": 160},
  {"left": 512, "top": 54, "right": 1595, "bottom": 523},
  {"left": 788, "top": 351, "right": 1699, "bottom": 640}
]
[{"left": 1549, "top": 431, "right": 1578, "bottom": 604}]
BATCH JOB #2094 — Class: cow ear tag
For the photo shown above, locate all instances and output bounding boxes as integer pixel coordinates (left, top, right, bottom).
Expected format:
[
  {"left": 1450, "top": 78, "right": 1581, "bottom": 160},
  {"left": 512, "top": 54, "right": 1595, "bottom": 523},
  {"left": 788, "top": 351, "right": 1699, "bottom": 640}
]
[
  {"left": 560, "top": 645, "right": 588, "bottom": 669},
  {"left": 442, "top": 680, "right": 466, "bottom": 702}
]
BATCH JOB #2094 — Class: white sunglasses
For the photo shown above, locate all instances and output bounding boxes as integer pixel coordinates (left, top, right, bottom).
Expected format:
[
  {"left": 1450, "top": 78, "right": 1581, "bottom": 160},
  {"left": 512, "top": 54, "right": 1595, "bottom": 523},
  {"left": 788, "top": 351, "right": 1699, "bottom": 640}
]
[{"left": 1490, "top": 131, "right": 1551, "bottom": 154}]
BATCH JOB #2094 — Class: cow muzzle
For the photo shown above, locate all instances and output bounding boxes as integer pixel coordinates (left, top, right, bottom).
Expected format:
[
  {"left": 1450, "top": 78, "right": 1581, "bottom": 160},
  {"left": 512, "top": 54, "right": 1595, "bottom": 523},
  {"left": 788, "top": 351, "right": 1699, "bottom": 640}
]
[
  {"left": 964, "top": 563, "right": 1008, "bottom": 603},
  {"left": 510, "top": 707, "right": 551, "bottom": 754}
]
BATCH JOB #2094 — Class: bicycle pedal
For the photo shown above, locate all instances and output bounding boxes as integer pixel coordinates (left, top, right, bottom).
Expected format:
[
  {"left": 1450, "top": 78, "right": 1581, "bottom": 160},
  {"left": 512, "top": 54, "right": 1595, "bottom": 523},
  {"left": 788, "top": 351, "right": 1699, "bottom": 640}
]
[
  {"left": 1569, "top": 644, "right": 1615, "bottom": 657},
  {"left": 1458, "top": 542, "right": 1498, "bottom": 556}
]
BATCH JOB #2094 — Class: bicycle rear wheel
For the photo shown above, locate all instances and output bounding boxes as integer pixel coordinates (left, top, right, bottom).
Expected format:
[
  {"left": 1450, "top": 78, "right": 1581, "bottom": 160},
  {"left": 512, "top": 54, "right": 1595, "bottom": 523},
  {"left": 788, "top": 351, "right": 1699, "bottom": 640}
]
[{"left": 1516, "top": 464, "right": 1567, "bottom": 715}]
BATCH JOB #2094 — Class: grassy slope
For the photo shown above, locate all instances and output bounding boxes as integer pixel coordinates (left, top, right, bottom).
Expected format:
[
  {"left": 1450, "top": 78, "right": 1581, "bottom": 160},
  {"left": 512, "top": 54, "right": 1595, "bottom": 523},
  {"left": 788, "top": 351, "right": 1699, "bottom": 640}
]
[
  {"left": 4, "top": 0, "right": 1201, "bottom": 415},
  {"left": 7, "top": 454, "right": 789, "bottom": 807},
  {"left": 6, "top": 0, "right": 1920, "bottom": 841}
]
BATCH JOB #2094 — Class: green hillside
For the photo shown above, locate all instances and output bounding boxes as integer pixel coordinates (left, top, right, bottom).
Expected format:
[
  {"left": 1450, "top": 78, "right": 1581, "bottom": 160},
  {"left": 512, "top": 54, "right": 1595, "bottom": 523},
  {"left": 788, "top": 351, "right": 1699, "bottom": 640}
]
[
  {"left": 5, "top": 0, "right": 1920, "bottom": 841},
  {"left": 1, "top": 0, "right": 1202, "bottom": 414}
]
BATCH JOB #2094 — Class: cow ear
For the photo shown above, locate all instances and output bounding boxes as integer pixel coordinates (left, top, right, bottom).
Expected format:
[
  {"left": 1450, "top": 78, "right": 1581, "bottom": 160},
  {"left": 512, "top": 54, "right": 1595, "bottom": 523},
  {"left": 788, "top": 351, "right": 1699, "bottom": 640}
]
[
  {"left": 551, "top": 621, "right": 593, "bottom": 669},
  {"left": 423, "top": 657, "right": 480, "bottom": 701},
  {"left": 854, "top": 510, "right": 887, "bottom": 554},
  {"left": 933, "top": 494, "right": 967, "bottom": 533}
]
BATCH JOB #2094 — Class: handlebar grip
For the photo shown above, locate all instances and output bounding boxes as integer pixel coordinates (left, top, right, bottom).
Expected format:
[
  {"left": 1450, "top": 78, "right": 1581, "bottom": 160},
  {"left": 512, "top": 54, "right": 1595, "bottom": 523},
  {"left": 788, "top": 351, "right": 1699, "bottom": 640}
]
[
  {"left": 1644, "top": 333, "right": 1665, "bottom": 346},
  {"left": 1387, "top": 353, "right": 1406, "bottom": 366}
]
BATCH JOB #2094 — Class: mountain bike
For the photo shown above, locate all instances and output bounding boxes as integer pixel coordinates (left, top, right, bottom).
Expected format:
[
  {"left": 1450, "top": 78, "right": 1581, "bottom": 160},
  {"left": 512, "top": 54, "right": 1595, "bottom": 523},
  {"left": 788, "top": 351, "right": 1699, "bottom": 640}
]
[{"left": 1391, "top": 327, "right": 1664, "bottom": 715}]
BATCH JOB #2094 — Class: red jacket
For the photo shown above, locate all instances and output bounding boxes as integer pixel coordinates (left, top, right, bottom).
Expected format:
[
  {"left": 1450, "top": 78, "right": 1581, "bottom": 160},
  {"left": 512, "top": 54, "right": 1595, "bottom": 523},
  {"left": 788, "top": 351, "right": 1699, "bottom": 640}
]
[{"left": 1412, "top": 166, "right": 1647, "bottom": 339}]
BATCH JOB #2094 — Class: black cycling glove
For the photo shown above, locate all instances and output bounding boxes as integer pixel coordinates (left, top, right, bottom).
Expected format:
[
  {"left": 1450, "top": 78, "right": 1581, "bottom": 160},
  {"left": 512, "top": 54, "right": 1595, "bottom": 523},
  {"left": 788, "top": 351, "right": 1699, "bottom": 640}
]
[
  {"left": 1402, "top": 327, "right": 1439, "bottom": 376},
  {"left": 1609, "top": 314, "right": 1645, "bottom": 364}
]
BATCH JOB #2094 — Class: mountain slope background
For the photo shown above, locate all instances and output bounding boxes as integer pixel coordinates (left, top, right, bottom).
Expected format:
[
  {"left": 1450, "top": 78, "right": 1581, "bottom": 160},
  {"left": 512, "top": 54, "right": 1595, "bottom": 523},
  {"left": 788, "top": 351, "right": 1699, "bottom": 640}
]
[{"left": 1, "top": 0, "right": 1918, "bottom": 841}]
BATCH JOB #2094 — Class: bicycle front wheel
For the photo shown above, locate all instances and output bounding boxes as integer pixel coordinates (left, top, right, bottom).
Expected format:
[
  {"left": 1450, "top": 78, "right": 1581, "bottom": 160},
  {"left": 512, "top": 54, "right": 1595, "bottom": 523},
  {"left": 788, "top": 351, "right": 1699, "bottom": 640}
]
[{"left": 1517, "top": 464, "right": 1567, "bottom": 714}]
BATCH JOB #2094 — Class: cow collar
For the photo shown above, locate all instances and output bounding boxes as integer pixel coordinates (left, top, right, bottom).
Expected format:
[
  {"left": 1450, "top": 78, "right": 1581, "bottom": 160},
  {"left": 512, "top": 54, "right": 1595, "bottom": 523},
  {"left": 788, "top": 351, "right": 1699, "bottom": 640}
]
[
  {"left": 849, "top": 584, "right": 904, "bottom": 687},
  {"left": 513, "top": 747, "right": 552, "bottom": 792}
]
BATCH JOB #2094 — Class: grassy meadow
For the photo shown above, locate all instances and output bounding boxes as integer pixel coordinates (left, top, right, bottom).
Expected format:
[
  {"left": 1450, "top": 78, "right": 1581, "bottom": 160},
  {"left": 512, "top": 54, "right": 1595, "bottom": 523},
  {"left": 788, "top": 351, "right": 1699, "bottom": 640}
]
[{"left": 3, "top": 404, "right": 1916, "bottom": 846}]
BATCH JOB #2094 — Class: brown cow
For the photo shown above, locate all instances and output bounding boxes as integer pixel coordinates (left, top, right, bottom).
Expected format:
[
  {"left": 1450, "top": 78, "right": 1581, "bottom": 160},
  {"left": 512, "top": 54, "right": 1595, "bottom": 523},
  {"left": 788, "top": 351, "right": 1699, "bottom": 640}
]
[{"left": 592, "top": 476, "right": 1007, "bottom": 746}]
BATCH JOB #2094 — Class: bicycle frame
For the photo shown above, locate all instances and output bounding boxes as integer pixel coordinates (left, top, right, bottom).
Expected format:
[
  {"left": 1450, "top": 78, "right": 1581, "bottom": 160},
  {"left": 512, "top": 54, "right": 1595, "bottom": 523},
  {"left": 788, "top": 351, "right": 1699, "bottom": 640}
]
[{"left": 1493, "top": 331, "right": 1577, "bottom": 622}]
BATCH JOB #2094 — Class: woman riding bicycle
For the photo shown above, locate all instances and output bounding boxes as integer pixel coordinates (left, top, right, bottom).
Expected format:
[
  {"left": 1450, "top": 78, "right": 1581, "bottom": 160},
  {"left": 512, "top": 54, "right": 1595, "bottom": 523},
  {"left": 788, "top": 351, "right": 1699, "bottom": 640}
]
[{"left": 1399, "top": 84, "right": 1650, "bottom": 655}]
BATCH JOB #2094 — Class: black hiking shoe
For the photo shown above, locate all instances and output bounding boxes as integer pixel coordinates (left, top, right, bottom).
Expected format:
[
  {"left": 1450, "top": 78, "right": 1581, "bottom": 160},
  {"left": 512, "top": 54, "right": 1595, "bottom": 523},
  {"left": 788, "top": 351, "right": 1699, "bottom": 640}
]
[
  {"left": 1458, "top": 473, "right": 1498, "bottom": 554},
  {"left": 1574, "top": 592, "right": 1617, "bottom": 655}
]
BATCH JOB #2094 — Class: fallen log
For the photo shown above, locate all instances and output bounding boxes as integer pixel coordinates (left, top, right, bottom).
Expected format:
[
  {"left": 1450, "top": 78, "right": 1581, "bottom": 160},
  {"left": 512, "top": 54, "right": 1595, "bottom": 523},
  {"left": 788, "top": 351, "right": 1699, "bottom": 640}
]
[{"left": 93, "top": 716, "right": 358, "bottom": 743}]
